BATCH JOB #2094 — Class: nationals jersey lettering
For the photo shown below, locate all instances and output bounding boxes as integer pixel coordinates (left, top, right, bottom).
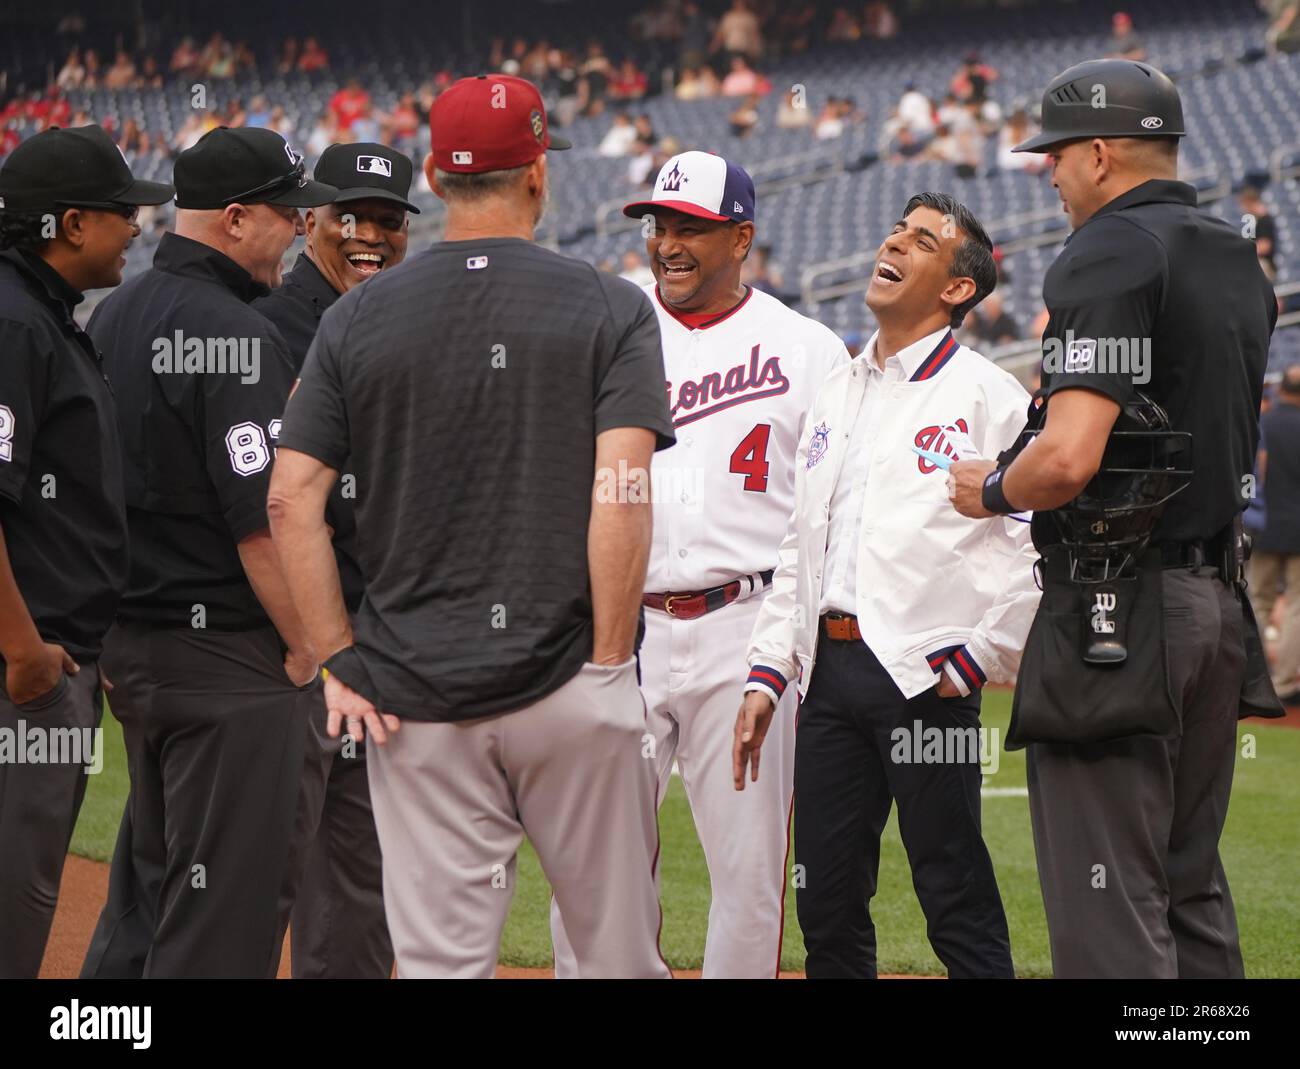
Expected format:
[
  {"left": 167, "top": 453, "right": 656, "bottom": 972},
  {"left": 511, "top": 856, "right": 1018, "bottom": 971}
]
[
  {"left": 645, "top": 283, "right": 848, "bottom": 592},
  {"left": 668, "top": 344, "right": 790, "bottom": 426}
]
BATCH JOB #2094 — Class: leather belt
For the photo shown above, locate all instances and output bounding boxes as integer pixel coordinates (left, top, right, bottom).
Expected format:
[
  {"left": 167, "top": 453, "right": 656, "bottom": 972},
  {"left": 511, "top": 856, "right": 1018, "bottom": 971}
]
[
  {"left": 821, "top": 612, "right": 862, "bottom": 641},
  {"left": 644, "top": 569, "right": 774, "bottom": 620}
]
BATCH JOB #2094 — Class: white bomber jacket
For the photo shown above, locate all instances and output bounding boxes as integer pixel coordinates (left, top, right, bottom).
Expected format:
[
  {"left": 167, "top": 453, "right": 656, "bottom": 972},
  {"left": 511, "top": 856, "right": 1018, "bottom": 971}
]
[{"left": 745, "top": 327, "right": 1041, "bottom": 704}]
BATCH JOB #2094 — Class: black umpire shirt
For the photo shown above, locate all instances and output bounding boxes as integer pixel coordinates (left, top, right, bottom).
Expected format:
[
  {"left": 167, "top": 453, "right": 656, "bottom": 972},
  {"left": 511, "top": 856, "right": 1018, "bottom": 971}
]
[
  {"left": 88, "top": 232, "right": 299, "bottom": 630},
  {"left": 253, "top": 252, "right": 364, "bottom": 612},
  {"left": 279, "top": 237, "right": 674, "bottom": 722},
  {"left": 0, "top": 248, "right": 128, "bottom": 662},
  {"left": 1257, "top": 400, "right": 1300, "bottom": 554},
  {"left": 1037, "top": 179, "right": 1276, "bottom": 547}
]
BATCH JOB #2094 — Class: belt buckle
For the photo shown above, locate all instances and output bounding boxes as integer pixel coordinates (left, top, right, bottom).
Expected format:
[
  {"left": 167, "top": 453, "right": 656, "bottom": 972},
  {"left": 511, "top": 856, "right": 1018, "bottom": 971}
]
[{"left": 663, "top": 594, "right": 683, "bottom": 617}]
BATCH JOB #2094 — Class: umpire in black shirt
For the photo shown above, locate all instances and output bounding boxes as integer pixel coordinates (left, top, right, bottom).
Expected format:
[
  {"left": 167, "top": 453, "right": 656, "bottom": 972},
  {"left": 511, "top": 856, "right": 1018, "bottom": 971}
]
[
  {"left": 80, "top": 127, "right": 337, "bottom": 978},
  {"left": 0, "top": 126, "right": 171, "bottom": 978},
  {"left": 254, "top": 142, "right": 415, "bottom": 979},
  {"left": 950, "top": 60, "right": 1280, "bottom": 977}
]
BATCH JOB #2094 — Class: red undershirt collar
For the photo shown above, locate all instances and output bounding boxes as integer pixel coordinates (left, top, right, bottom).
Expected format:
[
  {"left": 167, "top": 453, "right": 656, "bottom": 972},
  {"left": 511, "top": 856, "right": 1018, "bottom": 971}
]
[{"left": 654, "top": 284, "right": 753, "bottom": 330}]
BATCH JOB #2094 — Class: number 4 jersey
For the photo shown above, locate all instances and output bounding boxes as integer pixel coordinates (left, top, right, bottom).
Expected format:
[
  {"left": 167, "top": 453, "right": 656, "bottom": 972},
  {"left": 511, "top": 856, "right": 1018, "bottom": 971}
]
[{"left": 644, "top": 283, "right": 849, "bottom": 592}]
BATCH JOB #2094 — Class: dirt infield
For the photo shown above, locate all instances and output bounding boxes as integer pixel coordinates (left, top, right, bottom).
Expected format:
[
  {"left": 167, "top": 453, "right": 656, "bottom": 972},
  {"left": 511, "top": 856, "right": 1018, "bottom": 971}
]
[{"left": 40, "top": 855, "right": 817, "bottom": 978}]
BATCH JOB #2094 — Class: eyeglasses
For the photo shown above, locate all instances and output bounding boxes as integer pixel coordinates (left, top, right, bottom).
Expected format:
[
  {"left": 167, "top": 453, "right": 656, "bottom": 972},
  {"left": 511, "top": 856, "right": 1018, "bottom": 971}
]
[
  {"left": 56, "top": 202, "right": 141, "bottom": 223},
  {"left": 222, "top": 152, "right": 306, "bottom": 206}
]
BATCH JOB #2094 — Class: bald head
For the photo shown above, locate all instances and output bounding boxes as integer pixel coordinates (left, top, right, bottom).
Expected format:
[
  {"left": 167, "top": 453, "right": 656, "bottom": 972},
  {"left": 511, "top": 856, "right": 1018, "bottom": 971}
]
[{"left": 175, "top": 202, "right": 304, "bottom": 288}]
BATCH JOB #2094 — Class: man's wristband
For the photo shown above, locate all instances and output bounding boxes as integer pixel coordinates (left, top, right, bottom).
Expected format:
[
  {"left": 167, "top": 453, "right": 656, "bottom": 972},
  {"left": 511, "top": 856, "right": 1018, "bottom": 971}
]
[{"left": 981, "top": 466, "right": 1019, "bottom": 515}]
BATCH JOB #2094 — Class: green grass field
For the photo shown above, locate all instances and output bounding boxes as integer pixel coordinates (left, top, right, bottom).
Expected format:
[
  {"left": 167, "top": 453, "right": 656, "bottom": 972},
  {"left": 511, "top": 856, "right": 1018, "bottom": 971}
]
[{"left": 73, "top": 690, "right": 1300, "bottom": 976}]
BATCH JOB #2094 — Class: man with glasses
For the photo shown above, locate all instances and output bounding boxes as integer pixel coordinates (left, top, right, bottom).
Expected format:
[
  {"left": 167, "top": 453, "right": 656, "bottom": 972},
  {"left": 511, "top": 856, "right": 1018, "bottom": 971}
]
[
  {"left": 0, "top": 125, "right": 172, "bottom": 978},
  {"left": 80, "top": 126, "right": 338, "bottom": 978}
]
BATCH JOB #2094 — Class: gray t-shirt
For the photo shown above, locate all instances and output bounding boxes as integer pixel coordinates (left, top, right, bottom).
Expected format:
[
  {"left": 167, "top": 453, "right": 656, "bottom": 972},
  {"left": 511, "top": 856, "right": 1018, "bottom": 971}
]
[{"left": 278, "top": 238, "right": 674, "bottom": 722}]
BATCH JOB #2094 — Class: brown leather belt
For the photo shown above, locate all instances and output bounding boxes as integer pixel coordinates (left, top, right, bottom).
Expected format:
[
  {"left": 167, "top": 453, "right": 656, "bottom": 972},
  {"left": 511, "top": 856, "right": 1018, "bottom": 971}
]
[
  {"left": 821, "top": 612, "right": 863, "bottom": 641},
  {"left": 643, "top": 569, "right": 774, "bottom": 621}
]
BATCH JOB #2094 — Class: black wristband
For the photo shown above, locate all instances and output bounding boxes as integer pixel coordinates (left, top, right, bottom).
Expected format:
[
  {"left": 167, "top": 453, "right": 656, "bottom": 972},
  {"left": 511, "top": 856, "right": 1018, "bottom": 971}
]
[{"left": 981, "top": 466, "right": 1019, "bottom": 515}]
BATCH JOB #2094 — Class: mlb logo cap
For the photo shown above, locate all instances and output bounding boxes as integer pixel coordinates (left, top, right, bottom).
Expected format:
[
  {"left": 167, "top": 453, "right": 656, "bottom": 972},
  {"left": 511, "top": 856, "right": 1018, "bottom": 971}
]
[{"left": 623, "top": 150, "right": 755, "bottom": 224}]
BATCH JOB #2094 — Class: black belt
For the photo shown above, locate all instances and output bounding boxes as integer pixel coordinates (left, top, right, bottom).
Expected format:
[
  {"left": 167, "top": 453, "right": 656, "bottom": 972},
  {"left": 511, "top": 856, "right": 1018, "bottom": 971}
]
[{"left": 1156, "top": 519, "right": 1243, "bottom": 582}]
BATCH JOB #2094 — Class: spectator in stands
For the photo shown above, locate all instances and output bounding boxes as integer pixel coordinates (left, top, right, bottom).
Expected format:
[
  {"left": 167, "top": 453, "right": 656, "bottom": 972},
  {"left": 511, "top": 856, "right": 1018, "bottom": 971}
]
[
  {"left": 1267, "top": 1, "right": 1300, "bottom": 54},
  {"left": 173, "top": 112, "right": 208, "bottom": 152},
  {"left": 611, "top": 59, "right": 649, "bottom": 101},
  {"left": 1106, "top": 11, "right": 1147, "bottom": 60},
  {"left": 40, "top": 89, "right": 71, "bottom": 131},
  {"left": 269, "top": 106, "right": 295, "bottom": 140},
  {"left": 170, "top": 36, "right": 201, "bottom": 79},
  {"left": 202, "top": 33, "right": 236, "bottom": 80},
  {"left": 137, "top": 55, "right": 163, "bottom": 89},
  {"left": 742, "top": 244, "right": 785, "bottom": 296},
  {"left": 245, "top": 95, "right": 273, "bottom": 129},
  {"left": 896, "top": 82, "right": 935, "bottom": 140},
  {"left": 82, "top": 48, "right": 101, "bottom": 88},
  {"left": 1250, "top": 364, "right": 1300, "bottom": 703},
  {"left": 298, "top": 36, "right": 330, "bottom": 74},
  {"left": 307, "top": 109, "right": 339, "bottom": 157},
  {"left": 773, "top": 2, "right": 818, "bottom": 55},
  {"left": 950, "top": 52, "right": 998, "bottom": 104},
  {"left": 278, "top": 37, "right": 300, "bottom": 75},
  {"left": 675, "top": 66, "right": 719, "bottom": 100},
  {"left": 863, "top": 1, "right": 900, "bottom": 39},
  {"left": 777, "top": 87, "right": 813, "bottom": 129},
  {"left": 579, "top": 41, "right": 614, "bottom": 116},
  {"left": 117, "top": 118, "right": 145, "bottom": 155},
  {"left": 56, "top": 48, "right": 86, "bottom": 91},
  {"left": 0, "top": 122, "right": 19, "bottom": 159},
  {"left": 233, "top": 41, "right": 257, "bottom": 76},
  {"left": 598, "top": 112, "right": 639, "bottom": 157},
  {"left": 390, "top": 92, "right": 421, "bottom": 150},
  {"left": 730, "top": 93, "right": 761, "bottom": 138},
  {"left": 721, "top": 55, "right": 768, "bottom": 97},
  {"left": 103, "top": 50, "right": 138, "bottom": 91},
  {"left": 619, "top": 249, "right": 655, "bottom": 286},
  {"left": 330, "top": 79, "right": 372, "bottom": 135},
  {"left": 628, "top": 138, "right": 657, "bottom": 185},
  {"left": 224, "top": 98, "right": 249, "bottom": 128},
  {"left": 815, "top": 97, "right": 846, "bottom": 140},
  {"left": 679, "top": 1, "right": 713, "bottom": 71},
  {"left": 967, "top": 292, "right": 1020, "bottom": 346},
  {"left": 889, "top": 124, "right": 926, "bottom": 161},
  {"left": 1239, "top": 185, "right": 1279, "bottom": 279},
  {"left": 712, "top": 0, "right": 764, "bottom": 64},
  {"left": 633, "top": 114, "right": 657, "bottom": 144},
  {"left": 544, "top": 49, "right": 582, "bottom": 126},
  {"left": 827, "top": 7, "right": 863, "bottom": 42},
  {"left": 997, "top": 110, "right": 1048, "bottom": 173}
]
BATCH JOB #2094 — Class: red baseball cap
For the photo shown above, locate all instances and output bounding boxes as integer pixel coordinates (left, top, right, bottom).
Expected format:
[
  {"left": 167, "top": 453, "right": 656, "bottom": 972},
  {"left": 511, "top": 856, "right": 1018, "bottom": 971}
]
[{"left": 430, "top": 74, "right": 571, "bottom": 174}]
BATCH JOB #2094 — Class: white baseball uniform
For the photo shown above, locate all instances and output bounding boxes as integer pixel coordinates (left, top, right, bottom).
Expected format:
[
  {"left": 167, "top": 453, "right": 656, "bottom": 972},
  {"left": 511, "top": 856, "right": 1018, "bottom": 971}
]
[{"left": 551, "top": 282, "right": 848, "bottom": 977}]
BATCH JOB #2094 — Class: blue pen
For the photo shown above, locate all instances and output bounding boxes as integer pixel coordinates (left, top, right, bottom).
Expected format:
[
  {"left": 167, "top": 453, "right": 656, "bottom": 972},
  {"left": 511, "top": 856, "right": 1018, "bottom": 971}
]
[{"left": 910, "top": 445, "right": 954, "bottom": 471}]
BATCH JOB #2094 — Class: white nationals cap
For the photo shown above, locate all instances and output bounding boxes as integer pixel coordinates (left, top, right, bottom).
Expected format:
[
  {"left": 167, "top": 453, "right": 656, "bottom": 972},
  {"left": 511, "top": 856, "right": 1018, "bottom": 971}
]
[{"left": 622, "top": 150, "right": 756, "bottom": 223}]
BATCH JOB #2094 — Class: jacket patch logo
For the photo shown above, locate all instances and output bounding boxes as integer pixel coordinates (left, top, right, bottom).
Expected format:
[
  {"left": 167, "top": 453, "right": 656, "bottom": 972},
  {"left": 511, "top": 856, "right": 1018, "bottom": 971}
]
[
  {"left": 667, "top": 344, "right": 790, "bottom": 427},
  {"left": 1064, "top": 336, "right": 1096, "bottom": 373},
  {"left": 914, "top": 418, "right": 969, "bottom": 473},
  {"left": 806, "top": 422, "right": 830, "bottom": 470}
]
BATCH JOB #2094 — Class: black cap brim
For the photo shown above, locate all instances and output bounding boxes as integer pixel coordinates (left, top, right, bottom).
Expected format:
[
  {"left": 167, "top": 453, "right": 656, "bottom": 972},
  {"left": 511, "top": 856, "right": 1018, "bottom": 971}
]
[
  {"left": 115, "top": 178, "right": 177, "bottom": 205},
  {"left": 260, "top": 178, "right": 339, "bottom": 208},
  {"left": 548, "top": 134, "right": 573, "bottom": 150},
  {"left": 330, "top": 186, "right": 421, "bottom": 214},
  {"left": 1011, "top": 130, "right": 1067, "bottom": 153}
]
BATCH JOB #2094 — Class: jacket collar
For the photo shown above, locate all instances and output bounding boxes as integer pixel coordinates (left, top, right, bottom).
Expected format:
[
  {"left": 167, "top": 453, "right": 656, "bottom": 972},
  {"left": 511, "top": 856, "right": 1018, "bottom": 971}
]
[
  {"left": 283, "top": 252, "right": 340, "bottom": 318},
  {"left": 1068, "top": 179, "right": 1198, "bottom": 244},
  {"left": 862, "top": 325, "right": 954, "bottom": 380},
  {"left": 153, "top": 231, "right": 270, "bottom": 303},
  {"left": 0, "top": 247, "right": 84, "bottom": 315}
]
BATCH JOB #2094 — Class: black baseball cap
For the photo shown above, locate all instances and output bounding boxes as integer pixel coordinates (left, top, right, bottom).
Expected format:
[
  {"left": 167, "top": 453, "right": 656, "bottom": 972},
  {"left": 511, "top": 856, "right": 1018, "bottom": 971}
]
[
  {"left": 0, "top": 124, "right": 174, "bottom": 212},
  {"left": 314, "top": 142, "right": 421, "bottom": 214},
  {"left": 174, "top": 127, "right": 337, "bottom": 210}
]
